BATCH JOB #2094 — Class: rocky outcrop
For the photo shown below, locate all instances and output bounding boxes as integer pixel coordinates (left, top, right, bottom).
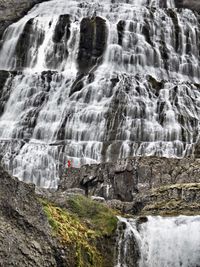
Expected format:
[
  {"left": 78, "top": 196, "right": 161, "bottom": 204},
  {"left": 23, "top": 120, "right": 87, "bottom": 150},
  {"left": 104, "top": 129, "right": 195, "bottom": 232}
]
[
  {"left": 14, "top": 18, "right": 44, "bottom": 69},
  {"left": 59, "top": 157, "right": 200, "bottom": 216},
  {"left": 77, "top": 16, "right": 107, "bottom": 74},
  {"left": 46, "top": 14, "right": 71, "bottom": 69},
  {"left": 130, "top": 183, "right": 200, "bottom": 216},
  {"left": 59, "top": 157, "right": 200, "bottom": 201},
  {"left": 0, "top": 165, "right": 71, "bottom": 267},
  {"left": 0, "top": 165, "right": 118, "bottom": 267},
  {"left": 0, "top": 0, "right": 48, "bottom": 39}
]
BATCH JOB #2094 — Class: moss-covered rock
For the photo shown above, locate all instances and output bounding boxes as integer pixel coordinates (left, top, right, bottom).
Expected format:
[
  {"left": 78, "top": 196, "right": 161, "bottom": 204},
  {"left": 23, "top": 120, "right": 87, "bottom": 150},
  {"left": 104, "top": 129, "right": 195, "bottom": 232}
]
[
  {"left": 40, "top": 195, "right": 118, "bottom": 267},
  {"left": 41, "top": 199, "right": 102, "bottom": 267},
  {"left": 67, "top": 195, "right": 118, "bottom": 236}
]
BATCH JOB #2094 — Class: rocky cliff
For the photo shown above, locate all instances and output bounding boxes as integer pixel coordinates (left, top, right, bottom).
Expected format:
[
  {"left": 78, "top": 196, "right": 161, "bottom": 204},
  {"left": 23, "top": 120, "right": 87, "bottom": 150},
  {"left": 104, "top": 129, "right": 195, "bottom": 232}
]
[
  {"left": 59, "top": 156, "right": 200, "bottom": 216},
  {"left": 60, "top": 157, "right": 200, "bottom": 200},
  {"left": 0, "top": 157, "right": 199, "bottom": 265},
  {"left": 0, "top": 165, "right": 118, "bottom": 267},
  {"left": 0, "top": 165, "right": 64, "bottom": 267}
]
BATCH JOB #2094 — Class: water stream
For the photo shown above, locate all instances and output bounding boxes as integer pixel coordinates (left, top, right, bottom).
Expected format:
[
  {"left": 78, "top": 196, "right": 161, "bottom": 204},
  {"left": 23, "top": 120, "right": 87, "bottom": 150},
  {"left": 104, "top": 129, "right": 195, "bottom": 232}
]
[{"left": 116, "top": 216, "right": 200, "bottom": 267}]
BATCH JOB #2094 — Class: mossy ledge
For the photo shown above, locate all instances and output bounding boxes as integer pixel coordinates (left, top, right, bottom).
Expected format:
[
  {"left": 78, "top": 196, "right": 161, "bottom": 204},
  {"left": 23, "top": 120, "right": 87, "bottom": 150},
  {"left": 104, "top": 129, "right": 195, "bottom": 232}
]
[{"left": 40, "top": 195, "right": 118, "bottom": 267}]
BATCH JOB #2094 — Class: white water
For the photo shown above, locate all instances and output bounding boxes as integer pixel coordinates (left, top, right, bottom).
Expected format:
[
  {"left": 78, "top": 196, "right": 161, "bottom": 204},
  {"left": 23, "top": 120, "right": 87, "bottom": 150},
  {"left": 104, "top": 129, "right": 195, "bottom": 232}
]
[
  {"left": 0, "top": 0, "right": 200, "bottom": 187},
  {"left": 116, "top": 216, "right": 200, "bottom": 267}
]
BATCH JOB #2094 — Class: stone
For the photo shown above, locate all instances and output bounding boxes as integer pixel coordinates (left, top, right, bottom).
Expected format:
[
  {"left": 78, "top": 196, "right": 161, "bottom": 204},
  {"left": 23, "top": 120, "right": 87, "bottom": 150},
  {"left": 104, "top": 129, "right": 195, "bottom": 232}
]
[
  {"left": 91, "top": 196, "right": 106, "bottom": 203},
  {"left": 0, "top": 164, "right": 71, "bottom": 267},
  {"left": 77, "top": 16, "right": 107, "bottom": 73}
]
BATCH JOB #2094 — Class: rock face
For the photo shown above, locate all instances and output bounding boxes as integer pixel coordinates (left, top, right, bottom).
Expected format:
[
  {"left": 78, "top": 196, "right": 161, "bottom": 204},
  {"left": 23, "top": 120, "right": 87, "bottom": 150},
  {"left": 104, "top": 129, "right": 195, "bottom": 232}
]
[
  {"left": 0, "top": 165, "right": 118, "bottom": 267},
  {"left": 133, "top": 183, "right": 200, "bottom": 216},
  {"left": 0, "top": 0, "right": 48, "bottom": 39},
  {"left": 115, "top": 219, "right": 140, "bottom": 267},
  {"left": 77, "top": 16, "right": 107, "bottom": 74},
  {"left": 59, "top": 157, "right": 200, "bottom": 216},
  {"left": 0, "top": 165, "right": 76, "bottom": 267},
  {"left": 59, "top": 157, "right": 200, "bottom": 201}
]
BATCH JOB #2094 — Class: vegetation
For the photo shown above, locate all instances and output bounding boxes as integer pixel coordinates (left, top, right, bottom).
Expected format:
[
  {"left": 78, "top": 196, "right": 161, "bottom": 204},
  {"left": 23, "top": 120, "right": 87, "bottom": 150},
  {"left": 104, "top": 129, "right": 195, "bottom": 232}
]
[
  {"left": 40, "top": 195, "right": 118, "bottom": 267},
  {"left": 67, "top": 195, "right": 118, "bottom": 236}
]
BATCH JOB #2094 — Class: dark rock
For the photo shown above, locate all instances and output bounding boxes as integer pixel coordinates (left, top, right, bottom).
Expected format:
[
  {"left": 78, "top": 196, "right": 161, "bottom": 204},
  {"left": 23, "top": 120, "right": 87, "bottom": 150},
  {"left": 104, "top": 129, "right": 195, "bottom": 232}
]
[
  {"left": 117, "top": 20, "right": 126, "bottom": 46},
  {"left": 115, "top": 219, "right": 140, "bottom": 267},
  {"left": 53, "top": 15, "right": 70, "bottom": 43},
  {"left": 0, "top": 165, "right": 74, "bottom": 267},
  {"left": 77, "top": 16, "right": 107, "bottom": 73},
  {"left": 46, "top": 14, "right": 71, "bottom": 69},
  {"left": 142, "top": 20, "right": 153, "bottom": 46},
  {"left": 148, "top": 75, "right": 164, "bottom": 95},
  {"left": 0, "top": 71, "right": 16, "bottom": 116},
  {"left": 60, "top": 157, "right": 200, "bottom": 205},
  {"left": 0, "top": 70, "right": 9, "bottom": 91},
  {"left": 15, "top": 18, "right": 44, "bottom": 69},
  {"left": 136, "top": 216, "right": 148, "bottom": 225},
  {"left": 69, "top": 73, "right": 84, "bottom": 97}
]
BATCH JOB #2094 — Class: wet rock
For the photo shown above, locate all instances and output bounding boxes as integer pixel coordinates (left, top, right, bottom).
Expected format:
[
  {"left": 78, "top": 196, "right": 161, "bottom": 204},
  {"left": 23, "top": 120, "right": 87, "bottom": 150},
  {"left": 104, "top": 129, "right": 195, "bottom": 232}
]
[
  {"left": 0, "top": 70, "right": 9, "bottom": 91},
  {"left": 46, "top": 14, "right": 71, "bottom": 69},
  {"left": 77, "top": 16, "right": 107, "bottom": 73},
  {"left": 137, "top": 216, "right": 148, "bottom": 225},
  {"left": 115, "top": 219, "right": 140, "bottom": 267},
  {"left": 0, "top": 71, "right": 17, "bottom": 116},
  {"left": 69, "top": 74, "right": 84, "bottom": 97},
  {"left": 15, "top": 18, "right": 44, "bottom": 69},
  {"left": 117, "top": 20, "right": 126, "bottom": 46},
  {"left": 53, "top": 14, "right": 70, "bottom": 43}
]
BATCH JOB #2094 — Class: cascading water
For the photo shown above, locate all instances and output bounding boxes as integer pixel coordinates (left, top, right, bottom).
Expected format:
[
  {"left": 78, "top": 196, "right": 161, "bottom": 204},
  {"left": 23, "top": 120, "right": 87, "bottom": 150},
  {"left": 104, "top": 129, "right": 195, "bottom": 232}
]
[
  {"left": 116, "top": 216, "right": 200, "bottom": 267},
  {"left": 0, "top": 0, "right": 200, "bottom": 187}
]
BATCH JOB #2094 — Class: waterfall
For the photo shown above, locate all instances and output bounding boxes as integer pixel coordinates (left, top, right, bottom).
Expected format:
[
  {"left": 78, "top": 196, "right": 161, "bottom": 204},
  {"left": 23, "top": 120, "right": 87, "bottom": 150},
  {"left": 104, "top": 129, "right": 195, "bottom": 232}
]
[
  {"left": 0, "top": 0, "right": 200, "bottom": 187},
  {"left": 116, "top": 216, "right": 200, "bottom": 267}
]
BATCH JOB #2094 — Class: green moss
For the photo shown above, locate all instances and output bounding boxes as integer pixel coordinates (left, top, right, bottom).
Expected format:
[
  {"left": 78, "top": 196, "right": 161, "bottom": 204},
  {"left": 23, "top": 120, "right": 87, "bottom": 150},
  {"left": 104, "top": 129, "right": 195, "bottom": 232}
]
[
  {"left": 40, "top": 199, "right": 103, "bottom": 267},
  {"left": 40, "top": 195, "right": 118, "bottom": 266},
  {"left": 67, "top": 195, "right": 118, "bottom": 236}
]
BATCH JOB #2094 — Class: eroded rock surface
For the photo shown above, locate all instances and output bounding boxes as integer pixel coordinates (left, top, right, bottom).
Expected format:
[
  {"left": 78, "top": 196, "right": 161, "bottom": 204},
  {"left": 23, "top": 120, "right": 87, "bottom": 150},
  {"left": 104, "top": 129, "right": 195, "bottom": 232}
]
[
  {"left": 60, "top": 157, "right": 200, "bottom": 201},
  {"left": 0, "top": 166, "right": 75, "bottom": 267},
  {"left": 0, "top": 165, "right": 118, "bottom": 267}
]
